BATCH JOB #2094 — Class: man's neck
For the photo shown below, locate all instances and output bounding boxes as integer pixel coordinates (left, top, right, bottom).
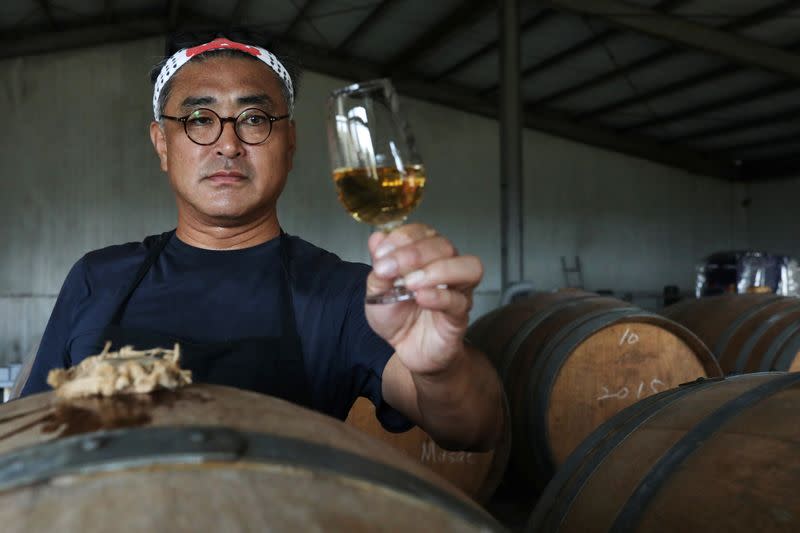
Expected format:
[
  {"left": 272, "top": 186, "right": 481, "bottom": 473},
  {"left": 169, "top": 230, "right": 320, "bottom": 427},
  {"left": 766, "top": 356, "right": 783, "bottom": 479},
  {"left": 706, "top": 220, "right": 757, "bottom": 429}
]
[{"left": 175, "top": 209, "right": 281, "bottom": 250}]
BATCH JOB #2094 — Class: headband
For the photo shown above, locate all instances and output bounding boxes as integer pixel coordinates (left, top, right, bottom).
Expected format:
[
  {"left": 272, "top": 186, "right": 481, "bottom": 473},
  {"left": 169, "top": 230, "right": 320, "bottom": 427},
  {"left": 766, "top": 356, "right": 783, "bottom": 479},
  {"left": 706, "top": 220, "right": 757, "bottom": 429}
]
[{"left": 152, "top": 37, "right": 295, "bottom": 120}]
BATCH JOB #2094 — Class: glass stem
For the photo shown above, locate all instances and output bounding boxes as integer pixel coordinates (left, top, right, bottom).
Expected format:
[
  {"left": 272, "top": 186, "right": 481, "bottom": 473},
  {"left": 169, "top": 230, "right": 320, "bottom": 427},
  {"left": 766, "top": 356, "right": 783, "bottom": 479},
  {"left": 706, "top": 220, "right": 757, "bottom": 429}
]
[{"left": 376, "top": 220, "right": 403, "bottom": 233}]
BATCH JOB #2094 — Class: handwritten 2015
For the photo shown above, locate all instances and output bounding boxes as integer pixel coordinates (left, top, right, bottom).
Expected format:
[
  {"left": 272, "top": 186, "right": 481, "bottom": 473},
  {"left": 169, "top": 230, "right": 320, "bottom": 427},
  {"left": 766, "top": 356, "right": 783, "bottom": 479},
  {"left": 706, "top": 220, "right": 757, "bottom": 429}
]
[{"left": 597, "top": 378, "right": 666, "bottom": 401}]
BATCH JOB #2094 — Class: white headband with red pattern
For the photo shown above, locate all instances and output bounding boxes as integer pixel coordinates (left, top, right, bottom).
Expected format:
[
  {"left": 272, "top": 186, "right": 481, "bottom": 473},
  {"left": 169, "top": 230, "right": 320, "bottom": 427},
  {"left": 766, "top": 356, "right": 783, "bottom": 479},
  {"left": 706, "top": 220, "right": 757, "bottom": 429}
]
[{"left": 152, "top": 38, "right": 294, "bottom": 120}]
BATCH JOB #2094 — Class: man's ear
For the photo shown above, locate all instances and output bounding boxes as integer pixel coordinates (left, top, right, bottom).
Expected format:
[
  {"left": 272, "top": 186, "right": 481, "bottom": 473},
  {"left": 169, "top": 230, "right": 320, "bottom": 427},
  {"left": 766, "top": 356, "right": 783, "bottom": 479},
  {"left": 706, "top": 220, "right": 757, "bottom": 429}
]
[
  {"left": 149, "top": 121, "right": 169, "bottom": 172},
  {"left": 285, "top": 120, "right": 297, "bottom": 172}
]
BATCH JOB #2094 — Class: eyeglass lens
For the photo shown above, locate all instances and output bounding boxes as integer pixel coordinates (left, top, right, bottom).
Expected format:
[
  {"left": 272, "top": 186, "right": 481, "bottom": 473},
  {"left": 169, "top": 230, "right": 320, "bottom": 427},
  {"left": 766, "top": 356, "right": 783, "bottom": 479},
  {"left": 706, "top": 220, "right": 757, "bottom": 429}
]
[{"left": 184, "top": 108, "right": 273, "bottom": 145}]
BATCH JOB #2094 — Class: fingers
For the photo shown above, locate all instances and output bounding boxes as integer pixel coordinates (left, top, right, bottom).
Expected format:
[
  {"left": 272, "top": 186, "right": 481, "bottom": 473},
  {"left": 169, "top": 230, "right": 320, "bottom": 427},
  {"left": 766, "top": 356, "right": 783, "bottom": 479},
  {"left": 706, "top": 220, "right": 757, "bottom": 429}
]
[
  {"left": 372, "top": 235, "right": 457, "bottom": 279},
  {"left": 413, "top": 286, "right": 473, "bottom": 320},
  {"left": 365, "top": 269, "right": 402, "bottom": 300},
  {"left": 403, "top": 255, "right": 483, "bottom": 291},
  {"left": 366, "top": 223, "right": 484, "bottom": 315},
  {"left": 370, "top": 224, "right": 461, "bottom": 279},
  {"left": 368, "top": 223, "right": 440, "bottom": 260}
]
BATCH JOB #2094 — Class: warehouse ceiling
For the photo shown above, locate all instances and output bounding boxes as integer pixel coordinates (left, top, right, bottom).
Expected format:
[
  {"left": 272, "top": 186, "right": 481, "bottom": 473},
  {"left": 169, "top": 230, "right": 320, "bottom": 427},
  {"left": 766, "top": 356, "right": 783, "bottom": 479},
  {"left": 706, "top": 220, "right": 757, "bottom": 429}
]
[{"left": 2, "top": 0, "right": 800, "bottom": 181}]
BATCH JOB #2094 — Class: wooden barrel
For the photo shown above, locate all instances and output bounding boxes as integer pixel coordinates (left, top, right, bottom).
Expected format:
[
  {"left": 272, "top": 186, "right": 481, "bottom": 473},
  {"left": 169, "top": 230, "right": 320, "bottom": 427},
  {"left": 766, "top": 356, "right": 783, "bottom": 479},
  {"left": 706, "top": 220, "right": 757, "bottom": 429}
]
[
  {"left": 466, "top": 290, "right": 721, "bottom": 494},
  {"left": 529, "top": 372, "right": 800, "bottom": 532},
  {"left": 345, "top": 397, "right": 510, "bottom": 503},
  {"left": 663, "top": 294, "right": 800, "bottom": 373},
  {"left": 0, "top": 385, "right": 503, "bottom": 532}
]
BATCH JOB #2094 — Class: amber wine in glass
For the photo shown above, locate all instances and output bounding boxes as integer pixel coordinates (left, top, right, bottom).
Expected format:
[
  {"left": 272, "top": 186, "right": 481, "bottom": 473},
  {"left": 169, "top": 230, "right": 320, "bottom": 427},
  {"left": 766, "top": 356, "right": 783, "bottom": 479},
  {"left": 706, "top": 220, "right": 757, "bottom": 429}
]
[{"left": 327, "top": 78, "right": 426, "bottom": 304}]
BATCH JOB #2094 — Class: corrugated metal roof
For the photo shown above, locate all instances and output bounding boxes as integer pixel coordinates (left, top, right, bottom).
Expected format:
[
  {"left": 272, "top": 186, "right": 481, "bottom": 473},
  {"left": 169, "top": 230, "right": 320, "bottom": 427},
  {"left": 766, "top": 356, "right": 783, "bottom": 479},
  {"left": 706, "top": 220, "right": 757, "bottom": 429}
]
[{"left": 3, "top": 0, "right": 800, "bottom": 180}]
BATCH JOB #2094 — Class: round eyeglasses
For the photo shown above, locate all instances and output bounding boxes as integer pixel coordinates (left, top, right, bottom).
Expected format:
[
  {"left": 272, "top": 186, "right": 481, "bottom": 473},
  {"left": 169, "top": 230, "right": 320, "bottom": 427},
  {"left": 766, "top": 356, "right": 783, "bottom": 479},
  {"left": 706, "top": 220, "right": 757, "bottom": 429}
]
[{"left": 160, "top": 108, "right": 290, "bottom": 145}]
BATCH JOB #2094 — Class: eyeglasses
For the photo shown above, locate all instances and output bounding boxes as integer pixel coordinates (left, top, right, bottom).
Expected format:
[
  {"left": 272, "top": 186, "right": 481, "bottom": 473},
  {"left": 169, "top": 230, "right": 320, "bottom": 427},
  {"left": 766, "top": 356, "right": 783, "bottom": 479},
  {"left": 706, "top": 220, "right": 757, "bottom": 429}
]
[{"left": 160, "top": 108, "right": 290, "bottom": 145}]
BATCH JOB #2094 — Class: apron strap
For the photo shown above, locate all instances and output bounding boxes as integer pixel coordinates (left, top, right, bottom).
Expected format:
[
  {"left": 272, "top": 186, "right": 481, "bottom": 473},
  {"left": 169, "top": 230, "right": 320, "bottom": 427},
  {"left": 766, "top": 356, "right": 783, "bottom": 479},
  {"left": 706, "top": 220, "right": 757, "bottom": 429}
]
[
  {"left": 277, "top": 229, "right": 313, "bottom": 406},
  {"left": 110, "top": 230, "right": 174, "bottom": 325},
  {"left": 278, "top": 230, "right": 299, "bottom": 346},
  {"left": 104, "top": 227, "right": 312, "bottom": 407}
]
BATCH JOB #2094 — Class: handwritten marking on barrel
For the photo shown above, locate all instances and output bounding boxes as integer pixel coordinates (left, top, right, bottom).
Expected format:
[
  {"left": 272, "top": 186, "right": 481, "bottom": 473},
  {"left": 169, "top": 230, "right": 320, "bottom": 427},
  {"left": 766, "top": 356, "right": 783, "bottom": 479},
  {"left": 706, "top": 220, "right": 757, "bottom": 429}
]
[
  {"left": 598, "top": 378, "right": 666, "bottom": 401},
  {"left": 421, "top": 439, "right": 475, "bottom": 464},
  {"left": 619, "top": 328, "right": 640, "bottom": 346},
  {"left": 650, "top": 378, "right": 665, "bottom": 393}
]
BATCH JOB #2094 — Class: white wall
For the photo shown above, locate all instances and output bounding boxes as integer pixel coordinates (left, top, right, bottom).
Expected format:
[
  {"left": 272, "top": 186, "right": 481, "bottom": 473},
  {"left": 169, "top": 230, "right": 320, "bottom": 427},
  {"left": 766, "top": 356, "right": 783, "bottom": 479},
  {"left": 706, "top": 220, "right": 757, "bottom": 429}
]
[
  {"left": 0, "top": 36, "right": 739, "bottom": 364},
  {"left": 523, "top": 132, "right": 739, "bottom": 293}
]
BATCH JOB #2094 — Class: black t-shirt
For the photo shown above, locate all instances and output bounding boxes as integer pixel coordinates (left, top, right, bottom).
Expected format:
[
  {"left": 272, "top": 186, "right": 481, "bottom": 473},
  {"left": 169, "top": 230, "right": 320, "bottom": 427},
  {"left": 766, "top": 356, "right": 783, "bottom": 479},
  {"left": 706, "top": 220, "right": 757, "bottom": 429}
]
[{"left": 21, "top": 232, "right": 412, "bottom": 431}]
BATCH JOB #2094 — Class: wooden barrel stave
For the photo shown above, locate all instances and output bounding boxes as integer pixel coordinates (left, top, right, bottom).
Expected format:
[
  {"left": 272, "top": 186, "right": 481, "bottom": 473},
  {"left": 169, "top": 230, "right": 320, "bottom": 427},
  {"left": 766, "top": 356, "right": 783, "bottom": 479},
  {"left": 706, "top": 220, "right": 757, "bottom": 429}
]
[
  {"left": 529, "top": 373, "right": 800, "bottom": 533},
  {"left": 663, "top": 295, "right": 781, "bottom": 353},
  {"left": 468, "top": 292, "right": 720, "bottom": 496},
  {"left": 663, "top": 295, "right": 800, "bottom": 373},
  {"left": 1, "top": 466, "right": 481, "bottom": 533},
  {"left": 760, "top": 320, "right": 800, "bottom": 372},
  {"left": 737, "top": 304, "right": 800, "bottom": 373},
  {"left": 563, "top": 374, "right": 769, "bottom": 532},
  {"left": 467, "top": 291, "right": 604, "bottom": 382},
  {"left": 533, "top": 313, "right": 716, "bottom": 471},
  {"left": 775, "top": 329, "right": 800, "bottom": 372},
  {"left": 0, "top": 385, "right": 503, "bottom": 532},
  {"left": 539, "top": 315, "right": 715, "bottom": 466},
  {"left": 498, "top": 300, "right": 632, "bottom": 486},
  {"left": 715, "top": 298, "right": 798, "bottom": 370},
  {"left": 493, "top": 296, "right": 615, "bottom": 383},
  {"left": 523, "top": 307, "right": 643, "bottom": 479},
  {"left": 344, "top": 397, "right": 510, "bottom": 504}
]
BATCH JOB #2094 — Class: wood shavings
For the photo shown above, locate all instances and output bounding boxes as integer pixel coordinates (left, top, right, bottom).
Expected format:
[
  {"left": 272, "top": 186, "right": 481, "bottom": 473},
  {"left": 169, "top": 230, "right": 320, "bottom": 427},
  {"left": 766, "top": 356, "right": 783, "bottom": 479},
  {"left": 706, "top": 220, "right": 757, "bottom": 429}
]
[{"left": 47, "top": 342, "right": 192, "bottom": 399}]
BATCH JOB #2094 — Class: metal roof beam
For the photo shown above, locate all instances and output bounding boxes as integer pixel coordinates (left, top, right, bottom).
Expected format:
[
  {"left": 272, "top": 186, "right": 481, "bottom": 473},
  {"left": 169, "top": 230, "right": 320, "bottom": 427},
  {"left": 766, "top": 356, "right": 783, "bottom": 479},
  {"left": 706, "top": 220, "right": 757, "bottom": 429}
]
[
  {"left": 534, "top": 0, "right": 800, "bottom": 108},
  {"left": 712, "top": 129, "right": 800, "bottom": 156},
  {"left": 675, "top": 105, "right": 800, "bottom": 144},
  {"left": 575, "top": 64, "right": 737, "bottom": 121},
  {"left": 37, "top": 0, "right": 58, "bottom": 29},
  {"left": 385, "top": 0, "right": 493, "bottom": 73},
  {"left": 533, "top": 42, "right": 674, "bottom": 107},
  {"left": 432, "top": 9, "right": 556, "bottom": 81},
  {"left": 740, "top": 156, "right": 800, "bottom": 181},
  {"left": 0, "top": 18, "right": 168, "bottom": 58},
  {"left": 519, "top": 105, "right": 738, "bottom": 180},
  {"left": 287, "top": 40, "right": 737, "bottom": 180},
  {"left": 283, "top": 0, "right": 323, "bottom": 37},
  {"left": 487, "top": 27, "right": 617, "bottom": 93},
  {"left": 540, "top": 0, "right": 800, "bottom": 81},
  {"left": 168, "top": 0, "right": 181, "bottom": 31},
  {"left": 229, "top": 0, "right": 247, "bottom": 28},
  {"left": 574, "top": 1, "right": 800, "bottom": 119},
  {"left": 336, "top": 0, "right": 398, "bottom": 52},
  {"left": 620, "top": 79, "right": 797, "bottom": 133},
  {"left": 1, "top": 13, "right": 738, "bottom": 181},
  {"left": 481, "top": 0, "right": 691, "bottom": 95},
  {"left": 104, "top": 0, "right": 114, "bottom": 23}
]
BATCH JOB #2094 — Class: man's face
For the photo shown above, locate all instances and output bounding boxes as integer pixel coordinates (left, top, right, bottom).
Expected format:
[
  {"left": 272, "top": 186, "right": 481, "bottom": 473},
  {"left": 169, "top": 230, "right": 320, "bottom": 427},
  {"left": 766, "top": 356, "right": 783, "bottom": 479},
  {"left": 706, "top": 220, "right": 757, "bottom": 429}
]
[{"left": 150, "top": 55, "right": 296, "bottom": 225}]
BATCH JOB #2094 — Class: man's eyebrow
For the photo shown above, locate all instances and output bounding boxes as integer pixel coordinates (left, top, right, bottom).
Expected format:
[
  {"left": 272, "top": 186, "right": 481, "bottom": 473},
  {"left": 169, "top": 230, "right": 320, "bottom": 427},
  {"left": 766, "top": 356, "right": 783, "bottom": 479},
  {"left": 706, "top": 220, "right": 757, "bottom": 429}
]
[
  {"left": 238, "top": 94, "right": 276, "bottom": 107},
  {"left": 179, "top": 94, "right": 276, "bottom": 110},
  {"left": 180, "top": 96, "right": 216, "bottom": 109}
]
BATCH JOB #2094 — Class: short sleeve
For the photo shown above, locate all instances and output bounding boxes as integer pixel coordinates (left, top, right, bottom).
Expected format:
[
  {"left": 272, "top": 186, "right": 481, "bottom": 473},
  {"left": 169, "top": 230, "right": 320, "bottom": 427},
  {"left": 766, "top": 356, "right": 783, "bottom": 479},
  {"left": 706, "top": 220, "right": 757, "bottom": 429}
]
[
  {"left": 343, "top": 276, "right": 414, "bottom": 433},
  {"left": 20, "top": 258, "right": 91, "bottom": 396}
]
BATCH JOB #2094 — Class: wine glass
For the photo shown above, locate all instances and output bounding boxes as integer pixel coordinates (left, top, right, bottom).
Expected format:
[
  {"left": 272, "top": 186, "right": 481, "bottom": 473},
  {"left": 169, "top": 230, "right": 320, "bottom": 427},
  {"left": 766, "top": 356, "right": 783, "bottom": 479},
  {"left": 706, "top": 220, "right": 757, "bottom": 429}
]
[{"left": 326, "top": 78, "right": 426, "bottom": 304}]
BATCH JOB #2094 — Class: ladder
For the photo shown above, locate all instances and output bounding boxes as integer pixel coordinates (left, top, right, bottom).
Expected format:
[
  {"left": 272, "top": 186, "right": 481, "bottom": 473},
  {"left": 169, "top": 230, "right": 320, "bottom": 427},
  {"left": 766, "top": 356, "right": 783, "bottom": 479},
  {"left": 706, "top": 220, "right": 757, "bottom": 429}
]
[{"left": 561, "top": 256, "right": 585, "bottom": 289}]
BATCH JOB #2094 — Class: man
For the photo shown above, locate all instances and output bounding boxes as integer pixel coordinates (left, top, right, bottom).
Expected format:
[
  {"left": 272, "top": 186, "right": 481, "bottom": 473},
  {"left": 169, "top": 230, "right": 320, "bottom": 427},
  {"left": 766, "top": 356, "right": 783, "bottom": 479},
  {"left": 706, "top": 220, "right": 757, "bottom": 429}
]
[{"left": 21, "top": 31, "right": 505, "bottom": 451}]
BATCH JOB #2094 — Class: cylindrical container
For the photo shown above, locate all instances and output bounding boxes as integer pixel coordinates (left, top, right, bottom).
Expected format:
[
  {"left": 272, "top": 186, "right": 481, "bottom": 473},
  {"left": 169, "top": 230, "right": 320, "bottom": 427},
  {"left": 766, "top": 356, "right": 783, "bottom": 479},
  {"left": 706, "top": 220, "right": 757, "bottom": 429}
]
[
  {"left": 663, "top": 294, "right": 800, "bottom": 373},
  {"left": 0, "top": 385, "right": 503, "bottom": 532},
  {"left": 529, "top": 372, "right": 800, "bottom": 532},
  {"left": 467, "top": 290, "right": 721, "bottom": 494},
  {"left": 345, "top": 397, "right": 510, "bottom": 503}
]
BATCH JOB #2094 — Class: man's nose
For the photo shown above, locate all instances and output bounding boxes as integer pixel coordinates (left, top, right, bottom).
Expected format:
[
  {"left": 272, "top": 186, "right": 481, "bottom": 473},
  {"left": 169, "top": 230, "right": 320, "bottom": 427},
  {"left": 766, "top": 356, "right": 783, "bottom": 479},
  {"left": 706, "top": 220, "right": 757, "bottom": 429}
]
[{"left": 215, "top": 120, "right": 243, "bottom": 157}]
